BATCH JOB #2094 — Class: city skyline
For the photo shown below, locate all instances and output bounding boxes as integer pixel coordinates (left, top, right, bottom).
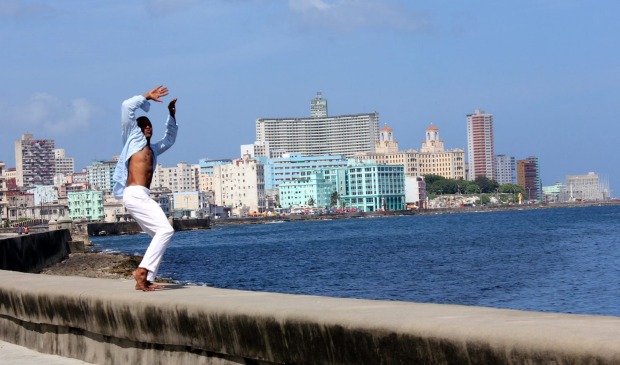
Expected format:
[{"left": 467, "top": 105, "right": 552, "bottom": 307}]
[{"left": 1, "top": 1, "right": 618, "bottom": 195}]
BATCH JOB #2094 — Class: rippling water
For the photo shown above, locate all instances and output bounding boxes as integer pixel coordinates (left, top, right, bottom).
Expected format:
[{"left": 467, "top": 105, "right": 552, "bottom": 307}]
[{"left": 91, "top": 205, "right": 620, "bottom": 317}]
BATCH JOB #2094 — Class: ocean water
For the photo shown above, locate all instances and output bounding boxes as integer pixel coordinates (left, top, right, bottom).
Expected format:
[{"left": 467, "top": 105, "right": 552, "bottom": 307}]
[{"left": 91, "top": 205, "right": 620, "bottom": 317}]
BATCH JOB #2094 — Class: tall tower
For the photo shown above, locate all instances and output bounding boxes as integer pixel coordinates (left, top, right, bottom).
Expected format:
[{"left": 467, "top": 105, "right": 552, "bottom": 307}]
[
  {"left": 310, "top": 91, "right": 328, "bottom": 118},
  {"left": 375, "top": 125, "right": 398, "bottom": 154},
  {"left": 420, "top": 123, "right": 445, "bottom": 153},
  {"left": 517, "top": 156, "right": 541, "bottom": 202},
  {"left": 15, "top": 134, "right": 56, "bottom": 188},
  {"left": 466, "top": 109, "right": 495, "bottom": 181}
]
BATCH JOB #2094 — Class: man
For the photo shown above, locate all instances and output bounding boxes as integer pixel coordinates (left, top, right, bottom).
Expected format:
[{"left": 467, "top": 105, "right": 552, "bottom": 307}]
[{"left": 112, "top": 85, "right": 178, "bottom": 291}]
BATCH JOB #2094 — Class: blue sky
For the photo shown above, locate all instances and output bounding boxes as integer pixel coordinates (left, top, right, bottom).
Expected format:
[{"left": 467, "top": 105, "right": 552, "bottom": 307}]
[{"left": 1, "top": 0, "right": 619, "bottom": 195}]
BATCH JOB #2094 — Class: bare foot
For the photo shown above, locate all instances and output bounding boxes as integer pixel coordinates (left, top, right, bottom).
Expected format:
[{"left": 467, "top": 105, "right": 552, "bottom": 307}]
[
  {"left": 132, "top": 268, "right": 154, "bottom": 292},
  {"left": 146, "top": 280, "right": 165, "bottom": 290}
]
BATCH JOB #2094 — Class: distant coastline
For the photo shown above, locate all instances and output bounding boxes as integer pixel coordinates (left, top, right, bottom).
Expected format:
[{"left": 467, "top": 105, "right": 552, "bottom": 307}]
[{"left": 211, "top": 200, "right": 620, "bottom": 226}]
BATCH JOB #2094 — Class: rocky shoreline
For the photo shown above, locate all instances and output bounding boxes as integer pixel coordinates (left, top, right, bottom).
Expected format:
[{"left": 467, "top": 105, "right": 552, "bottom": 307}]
[{"left": 40, "top": 251, "right": 142, "bottom": 280}]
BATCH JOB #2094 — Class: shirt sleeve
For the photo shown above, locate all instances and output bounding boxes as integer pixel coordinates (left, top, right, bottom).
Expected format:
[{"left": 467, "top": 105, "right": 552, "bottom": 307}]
[
  {"left": 151, "top": 115, "right": 178, "bottom": 155},
  {"left": 120, "top": 95, "right": 150, "bottom": 144}
]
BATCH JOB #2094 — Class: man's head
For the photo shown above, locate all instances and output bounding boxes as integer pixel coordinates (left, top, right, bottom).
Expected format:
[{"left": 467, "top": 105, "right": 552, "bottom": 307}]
[{"left": 137, "top": 116, "right": 153, "bottom": 139}]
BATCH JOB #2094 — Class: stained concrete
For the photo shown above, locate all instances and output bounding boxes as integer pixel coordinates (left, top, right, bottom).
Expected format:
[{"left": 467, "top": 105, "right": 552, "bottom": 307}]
[
  {"left": 0, "top": 230, "right": 71, "bottom": 273},
  {"left": 1, "top": 270, "right": 619, "bottom": 365}
]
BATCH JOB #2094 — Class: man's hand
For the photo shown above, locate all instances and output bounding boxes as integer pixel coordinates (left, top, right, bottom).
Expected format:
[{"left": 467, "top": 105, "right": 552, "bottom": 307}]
[
  {"left": 144, "top": 85, "right": 169, "bottom": 102},
  {"left": 168, "top": 98, "right": 177, "bottom": 119}
]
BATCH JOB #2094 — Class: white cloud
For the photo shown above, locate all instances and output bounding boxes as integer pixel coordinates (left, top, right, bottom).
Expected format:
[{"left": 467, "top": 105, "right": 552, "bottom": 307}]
[
  {"left": 11, "top": 93, "right": 99, "bottom": 136},
  {"left": 0, "top": 0, "right": 52, "bottom": 18},
  {"left": 288, "top": 0, "right": 429, "bottom": 33},
  {"left": 144, "top": 0, "right": 200, "bottom": 17}
]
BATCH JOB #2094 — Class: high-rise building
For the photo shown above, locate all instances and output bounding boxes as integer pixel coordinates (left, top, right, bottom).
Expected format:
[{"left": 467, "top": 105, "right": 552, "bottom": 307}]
[
  {"left": 15, "top": 134, "right": 56, "bottom": 187},
  {"left": 495, "top": 154, "right": 516, "bottom": 185},
  {"left": 86, "top": 160, "right": 117, "bottom": 191},
  {"left": 310, "top": 91, "right": 328, "bottom": 118},
  {"left": 255, "top": 93, "right": 379, "bottom": 157},
  {"left": 517, "top": 156, "right": 541, "bottom": 201},
  {"left": 466, "top": 109, "right": 495, "bottom": 181},
  {"left": 54, "top": 149, "right": 75, "bottom": 176}
]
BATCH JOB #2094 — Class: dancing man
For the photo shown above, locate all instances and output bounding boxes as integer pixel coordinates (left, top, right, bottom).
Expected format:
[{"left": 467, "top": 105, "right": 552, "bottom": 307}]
[{"left": 113, "top": 85, "right": 178, "bottom": 291}]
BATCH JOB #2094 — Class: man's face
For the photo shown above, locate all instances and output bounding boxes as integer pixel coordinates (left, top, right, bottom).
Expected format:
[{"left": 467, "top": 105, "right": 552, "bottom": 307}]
[{"left": 137, "top": 117, "right": 153, "bottom": 138}]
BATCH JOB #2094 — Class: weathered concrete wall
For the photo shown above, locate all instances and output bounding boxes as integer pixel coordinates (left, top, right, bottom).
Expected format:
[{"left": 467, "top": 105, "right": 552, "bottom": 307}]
[
  {"left": 87, "top": 218, "right": 210, "bottom": 236},
  {"left": 1, "top": 271, "right": 619, "bottom": 365},
  {"left": 0, "top": 230, "right": 71, "bottom": 273}
]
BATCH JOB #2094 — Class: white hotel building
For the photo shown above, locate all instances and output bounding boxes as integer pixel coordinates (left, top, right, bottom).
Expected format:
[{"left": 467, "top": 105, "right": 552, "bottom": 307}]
[{"left": 254, "top": 93, "right": 379, "bottom": 158}]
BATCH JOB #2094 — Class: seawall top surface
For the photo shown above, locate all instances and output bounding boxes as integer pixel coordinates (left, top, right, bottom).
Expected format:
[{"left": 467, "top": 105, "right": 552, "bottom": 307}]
[{"left": 1, "top": 270, "right": 620, "bottom": 362}]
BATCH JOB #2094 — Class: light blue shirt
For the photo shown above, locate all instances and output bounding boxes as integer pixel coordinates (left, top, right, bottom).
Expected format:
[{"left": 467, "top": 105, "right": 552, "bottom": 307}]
[{"left": 112, "top": 95, "right": 178, "bottom": 199}]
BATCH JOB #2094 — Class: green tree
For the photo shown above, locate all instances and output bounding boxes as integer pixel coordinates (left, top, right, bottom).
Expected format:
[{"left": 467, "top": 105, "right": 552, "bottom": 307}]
[
  {"left": 474, "top": 176, "right": 500, "bottom": 193},
  {"left": 308, "top": 197, "right": 315, "bottom": 207},
  {"left": 330, "top": 191, "right": 339, "bottom": 207},
  {"left": 423, "top": 174, "right": 445, "bottom": 186}
]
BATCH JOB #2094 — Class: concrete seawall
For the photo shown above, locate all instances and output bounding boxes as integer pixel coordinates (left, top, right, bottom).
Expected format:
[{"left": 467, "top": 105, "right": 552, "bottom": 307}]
[
  {"left": 87, "top": 218, "right": 210, "bottom": 236},
  {"left": 0, "top": 230, "right": 72, "bottom": 273},
  {"left": 1, "top": 271, "right": 619, "bottom": 365}
]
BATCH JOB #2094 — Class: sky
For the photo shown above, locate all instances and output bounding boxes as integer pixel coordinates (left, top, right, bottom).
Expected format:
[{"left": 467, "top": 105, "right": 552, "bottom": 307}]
[{"left": 1, "top": 0, "right": 619, "bottom": 196}]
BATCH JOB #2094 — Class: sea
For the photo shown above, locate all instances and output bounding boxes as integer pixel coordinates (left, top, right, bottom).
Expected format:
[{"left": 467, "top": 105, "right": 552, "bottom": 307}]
[{"left": 91, "top": 204, "right": 620, "bottom": 317}]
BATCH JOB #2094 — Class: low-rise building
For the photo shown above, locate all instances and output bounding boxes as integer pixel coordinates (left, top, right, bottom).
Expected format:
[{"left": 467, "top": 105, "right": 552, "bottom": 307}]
[
  {"left": 341, "top": 160, "right": 405, "bottom": 212},
  {"left": 279, "top": 171, "right": 336, "bottom": 209},
  {"left": 68, "top": 190, "right": 104, "bottom": 221},
  {"left": 172, "top": 191, "right": 210, "bottom": 218},
  {"left": 566, "top": 172, "right": 606, "bottom": 201},
  {"left": 6, "top": 191, "right": 35, "bottom": 221}
]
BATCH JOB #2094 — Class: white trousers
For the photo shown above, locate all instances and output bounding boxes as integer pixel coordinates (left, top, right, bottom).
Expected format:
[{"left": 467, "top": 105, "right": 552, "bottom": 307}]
[{"left": 123, "top": 186, "right": 174, "bottom": 282}]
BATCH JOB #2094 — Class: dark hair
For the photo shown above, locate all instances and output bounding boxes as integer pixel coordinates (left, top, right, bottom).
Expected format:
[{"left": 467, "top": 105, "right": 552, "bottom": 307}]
[{"left": 137, "top": 116, "right": 152, "bottom": 130}]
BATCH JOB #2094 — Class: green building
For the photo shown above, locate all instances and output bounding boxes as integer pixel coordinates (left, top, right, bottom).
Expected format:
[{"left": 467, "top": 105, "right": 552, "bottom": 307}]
[
  {"left": 279, "top": 171, "right": 336, "bottom": 209},
  {"left": 68, "top": 190, "right": 104, "bottom": 221},
  {"left": 342, "top": 160, "right": 405, "bottom": 212}
]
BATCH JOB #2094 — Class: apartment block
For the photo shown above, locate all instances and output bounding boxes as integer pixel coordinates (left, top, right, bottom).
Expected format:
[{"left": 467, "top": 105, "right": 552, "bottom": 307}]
[
  {"left": 68, "top": 190, "right": 104, "bottom": 221},
  {"left": 263, "top": 153, "right": 348, "bottom": 191},
  {"left": 278, "top": 171, "right": 336, "bottom": 209},
  {"left": 255, "top": 93, "right": 379, "bottom": 157},
  {"left": 87, "top": 160, "right": 117, "bottom": 191},
  {"left": 466, "top": 110, "right": 495, "bottom": 181},
  {"left": 15, "top": 134, "right": 56, "bottom": 187},
  {"left": 517, "top": 156, "right": 541, "bottom": 202},
  {"left": 495, "top": 154, "right": 516, "bottom": 185},
  {"left": 54, "top": 149, "right": 75, "bottom": 176},
  {"left": 151, "top": 162, "right": 199, "bottom": 193},
  {"left": 212, "top": 155, "right": 266, "bottom": 217}
]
